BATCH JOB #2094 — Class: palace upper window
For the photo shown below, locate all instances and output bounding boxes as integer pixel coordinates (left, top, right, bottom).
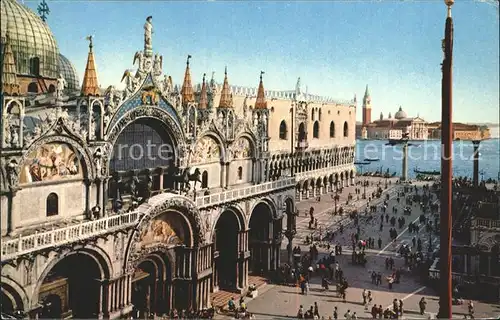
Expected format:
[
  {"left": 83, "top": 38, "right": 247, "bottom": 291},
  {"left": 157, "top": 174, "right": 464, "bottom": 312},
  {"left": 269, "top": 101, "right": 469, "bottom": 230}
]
[
  {"left": 313, "top": 121, "right": 320, "bottom": 139},
  {"left": 330, "top": 121, "right": 335, "bottom": 138},
  {"left": 343, "top": 121, "right": 349, "bottom": 137},
  {"left": 201, "top": 171, "right": 208, "bottom": 189},
  {"left": 46, "top": 193, "right": 58, "bottom": 216},
  {"left": 279, "top": 120, "right": 287, "bottom": 140}
]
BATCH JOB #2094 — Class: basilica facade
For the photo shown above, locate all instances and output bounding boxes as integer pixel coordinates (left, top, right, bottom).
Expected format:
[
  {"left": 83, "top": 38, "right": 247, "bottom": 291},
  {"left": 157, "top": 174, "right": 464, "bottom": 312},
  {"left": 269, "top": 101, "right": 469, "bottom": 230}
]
[{"left": 1, "top": 1, "right": 356, "bottom": 318}]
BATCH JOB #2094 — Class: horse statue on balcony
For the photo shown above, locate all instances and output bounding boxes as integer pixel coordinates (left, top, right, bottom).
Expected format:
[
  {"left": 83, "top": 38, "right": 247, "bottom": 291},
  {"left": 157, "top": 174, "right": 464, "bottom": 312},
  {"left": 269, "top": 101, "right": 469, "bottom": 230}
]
[
  {"left": 165, "top": 164, "right": 201, "bottom": 194},
  {"left": 175, "top": 167, "right": 202, "bottom": 193}
]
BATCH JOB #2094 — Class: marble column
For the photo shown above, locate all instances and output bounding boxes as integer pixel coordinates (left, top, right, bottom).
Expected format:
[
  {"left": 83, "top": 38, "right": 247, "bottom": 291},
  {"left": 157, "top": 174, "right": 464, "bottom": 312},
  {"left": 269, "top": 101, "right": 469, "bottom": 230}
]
[
  {"left": 126, "top": 274, "right": 132, "bottom": 305},
  {"left": 7, "top": 191, "right": 17, "bottom": 236},
  {"left": 252, "top": 158, "right": 257, "bottom": 183},
  {"left": 472, "top": 140, "right": 480, "bottom": 187},
  {"left": 220, "top": 162, "right": 225, "bottom": 188},
  {"left": 102, "top": 178, "right": 109, "bottom": 216},
  {"left": 268, "top": 221, "right": 274, "bottom": 271},
  {"left": 104, "top": 280, "right": 111, "bottom": 317},
  {"left": 96, "top": 279, "right": 104, "bottom": 319},
  {"left": 84, "top": 179, "right": 92, "bottom": 219},
  {"left": 225, "top": 163, "right": 230, "bottom": 188},
  {"left": 401, "top": 143, "right": 409, "bottom": 181},
  {"left": 18, "top": 115, "right": 24, "bottom": 146}
]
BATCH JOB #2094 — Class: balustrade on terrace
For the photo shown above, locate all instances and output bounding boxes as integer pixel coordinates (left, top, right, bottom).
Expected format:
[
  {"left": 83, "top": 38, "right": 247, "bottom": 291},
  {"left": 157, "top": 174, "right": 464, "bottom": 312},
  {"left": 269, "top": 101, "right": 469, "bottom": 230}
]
[
  {"left": 474, "top": 218, "right": 500, "bottom": 229},
  {"left": 1, "top": 177, "right": 295, "bottom": 261}
]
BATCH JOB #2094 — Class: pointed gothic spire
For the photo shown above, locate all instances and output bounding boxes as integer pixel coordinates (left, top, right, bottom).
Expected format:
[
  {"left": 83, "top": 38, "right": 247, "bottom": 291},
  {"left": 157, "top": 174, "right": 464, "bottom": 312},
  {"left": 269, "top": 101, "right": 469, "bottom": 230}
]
[
  {"left": 254, "top": 71, "right": 267, "bottom": 109},
  {"left": 218, "top": 67, "right": 233, "bottom": 108},
  {"left": 181, "top": 55, "right": 195, "bottom": 105},
  {"left": 198, "top": 73, "right": 208, "bottom": 109},
  {"left": 295, "top": 77, "right": 302, "bottom": 95},
  {"left": 364, "top": 85, "right": 370, "bottom": 98},
  {"left": 1, "top": 34, "right": 20, "bottom": 96},
  {"left": 81, "top": 36, "right": 100, "bottom": 96}
]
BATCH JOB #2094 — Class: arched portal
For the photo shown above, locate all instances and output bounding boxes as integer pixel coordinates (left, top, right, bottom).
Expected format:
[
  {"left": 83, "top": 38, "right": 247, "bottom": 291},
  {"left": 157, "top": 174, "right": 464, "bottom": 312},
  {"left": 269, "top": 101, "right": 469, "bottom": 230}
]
[
  {"left": 1, "top": 291, "right": 14, "bottom": 315},
  {"left": 1, "top": 283, "right": 24, "bottom": 316},
  {"left": 127, "top": 201, "right": 199, "bottom": 315},
  {"left": 38, "top": 252, "right": 105, "bottom": 318},
  {"left": 249, "top": 202, "right": 280, "bottom": 274},
  {"left": 213, "top": 210, "right": 241, "bottom": 290},
  {"left": 109, "top": 118, "right": 178, "bottom": 197},
  {"left": 131, "top": 252, "right": 171, "bottom": 318}
]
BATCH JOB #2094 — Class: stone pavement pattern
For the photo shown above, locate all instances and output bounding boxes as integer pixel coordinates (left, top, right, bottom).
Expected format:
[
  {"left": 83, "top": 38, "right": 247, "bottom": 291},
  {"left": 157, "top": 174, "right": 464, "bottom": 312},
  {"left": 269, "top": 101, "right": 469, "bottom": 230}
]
[{"left": 242, "top": 181, "right": 500, "bottom": 319}]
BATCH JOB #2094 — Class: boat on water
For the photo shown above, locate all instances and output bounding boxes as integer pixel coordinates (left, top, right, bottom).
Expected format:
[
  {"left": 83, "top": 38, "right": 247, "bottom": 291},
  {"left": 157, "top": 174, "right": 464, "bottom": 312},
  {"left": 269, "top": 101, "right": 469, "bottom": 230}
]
[
  {"left": 363, "top": 158, "right": 380, "bottom": 162},
  {"left": 354, "top": 161, "right": 370, "bottom": 165},
  {"left": 414, "top": 168, "right": 441, "bottom": 175}
]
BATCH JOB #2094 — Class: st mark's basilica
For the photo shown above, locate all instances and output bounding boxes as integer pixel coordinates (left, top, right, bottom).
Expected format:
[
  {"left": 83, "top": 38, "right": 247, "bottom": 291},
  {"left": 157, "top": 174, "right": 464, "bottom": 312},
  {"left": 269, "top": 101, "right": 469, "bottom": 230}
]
[{"left": 0, "top": 0, "right": 357, "bottom": 318}]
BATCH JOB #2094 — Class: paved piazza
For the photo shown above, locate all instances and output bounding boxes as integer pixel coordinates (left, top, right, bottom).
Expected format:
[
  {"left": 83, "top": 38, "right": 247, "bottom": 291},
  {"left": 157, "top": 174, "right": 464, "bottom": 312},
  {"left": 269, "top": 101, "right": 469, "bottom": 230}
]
[{"left": 242, "top": 178, "right": 500, "bottom": 319}]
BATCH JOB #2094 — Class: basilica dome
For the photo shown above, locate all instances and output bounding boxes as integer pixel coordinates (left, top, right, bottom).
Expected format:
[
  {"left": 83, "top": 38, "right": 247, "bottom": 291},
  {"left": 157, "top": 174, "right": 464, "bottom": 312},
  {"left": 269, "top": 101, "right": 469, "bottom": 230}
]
[
  {"left": 1, "top": 0, "right": 60, "bottom": 79},
  {"left": 58, "top": 54, "right": 80, "bottom": 91},
  {"left": 394, "top": 106, "right": 407, "bottom": 120}
]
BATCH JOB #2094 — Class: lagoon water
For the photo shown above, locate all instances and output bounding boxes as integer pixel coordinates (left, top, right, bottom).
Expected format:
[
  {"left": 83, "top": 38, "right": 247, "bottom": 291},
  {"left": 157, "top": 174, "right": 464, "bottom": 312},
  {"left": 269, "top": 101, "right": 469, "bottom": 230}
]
[{"left": 355, "top": 139, "right": 500, "bottom": 180}]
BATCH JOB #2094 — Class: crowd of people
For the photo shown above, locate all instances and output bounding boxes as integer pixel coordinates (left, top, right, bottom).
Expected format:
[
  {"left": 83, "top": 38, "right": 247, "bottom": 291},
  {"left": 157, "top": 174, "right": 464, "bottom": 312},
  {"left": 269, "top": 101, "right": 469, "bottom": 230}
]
[{"left": 218, "top": 178, "right": 491, "bottom": 320}]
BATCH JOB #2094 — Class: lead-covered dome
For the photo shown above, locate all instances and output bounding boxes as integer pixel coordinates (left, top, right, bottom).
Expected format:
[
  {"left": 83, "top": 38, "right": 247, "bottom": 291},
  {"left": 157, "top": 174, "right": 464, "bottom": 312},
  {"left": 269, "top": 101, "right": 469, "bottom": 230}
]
[
  {"left": 394, "top": 106, "right": 407, "bottom": 120},
  {"left": 58, "top": 54, "right": 80, "bottom": 91},
  {"left": 1, "top": 0, "right": 60, "bottom": 79}
]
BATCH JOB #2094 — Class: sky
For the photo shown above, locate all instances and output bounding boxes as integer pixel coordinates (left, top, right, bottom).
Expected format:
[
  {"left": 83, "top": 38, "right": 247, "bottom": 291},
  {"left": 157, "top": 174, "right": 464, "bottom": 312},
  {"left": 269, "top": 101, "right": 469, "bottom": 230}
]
[{"left": 26, "top": 0, "right": 500, "bottom": 124}]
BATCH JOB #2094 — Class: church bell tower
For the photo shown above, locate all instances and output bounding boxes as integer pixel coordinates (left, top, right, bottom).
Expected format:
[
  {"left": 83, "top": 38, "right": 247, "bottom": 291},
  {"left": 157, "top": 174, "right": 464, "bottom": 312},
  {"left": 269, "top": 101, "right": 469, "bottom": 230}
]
[{"left": 362, "top": 85, "right": 372, "bottom": 125}]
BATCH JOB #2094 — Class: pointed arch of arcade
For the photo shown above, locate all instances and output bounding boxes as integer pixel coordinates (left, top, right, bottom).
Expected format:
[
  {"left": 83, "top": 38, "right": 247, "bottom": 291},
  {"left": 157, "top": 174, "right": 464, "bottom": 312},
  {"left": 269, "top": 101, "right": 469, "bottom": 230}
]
[
  {"left": 212, "top": 206, "right": 247, "bottom": 291},
  {"left": 33, "top": 246, "right": 112, "bottom": 319},
  {"left": 248, "top": 199, "right": 281, "bottom": 274},
  {"left": 1, "top": 276, "right": 29, "bottom": 315}
]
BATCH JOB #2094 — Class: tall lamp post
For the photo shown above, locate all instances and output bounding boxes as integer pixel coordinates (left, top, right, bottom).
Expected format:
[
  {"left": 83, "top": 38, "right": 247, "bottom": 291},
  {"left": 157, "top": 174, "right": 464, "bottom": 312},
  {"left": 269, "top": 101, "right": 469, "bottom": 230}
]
[{"left": 438, "top": 0, "right": 454, "bottom": 318}]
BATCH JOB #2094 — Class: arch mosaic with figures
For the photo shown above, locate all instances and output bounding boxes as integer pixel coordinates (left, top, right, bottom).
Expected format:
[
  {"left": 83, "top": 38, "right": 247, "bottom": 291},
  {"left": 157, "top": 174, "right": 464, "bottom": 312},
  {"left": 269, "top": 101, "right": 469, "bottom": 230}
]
[
  {"left": 232, "top": 138, "right": 252, "bottom": 159},
  {"left": 191, "top": 136, "right": 221, "bottom": 164},
  {"left": 20, "top": 143, "right": 83, "bottom": 184}
]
